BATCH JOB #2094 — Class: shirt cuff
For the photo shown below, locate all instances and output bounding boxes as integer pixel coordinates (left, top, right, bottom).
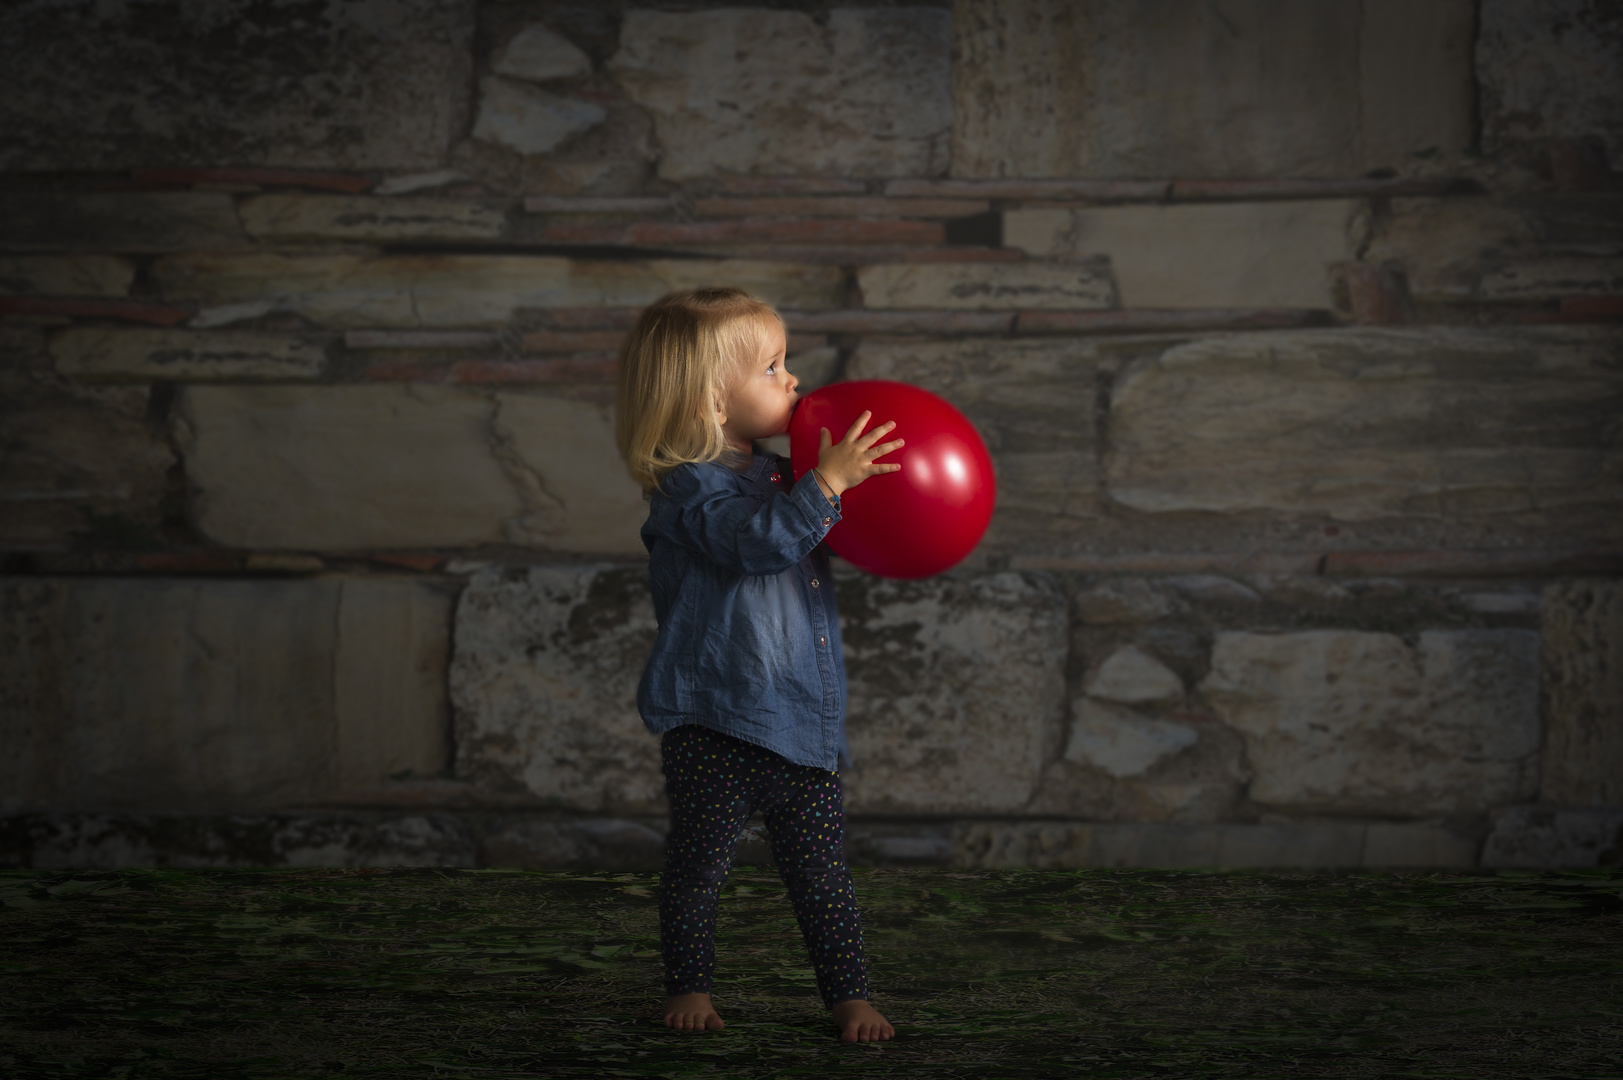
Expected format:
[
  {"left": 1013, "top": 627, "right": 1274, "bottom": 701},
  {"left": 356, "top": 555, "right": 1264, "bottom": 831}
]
[{"left": 791, "top": 472, "right": 842, "bottom": 535}]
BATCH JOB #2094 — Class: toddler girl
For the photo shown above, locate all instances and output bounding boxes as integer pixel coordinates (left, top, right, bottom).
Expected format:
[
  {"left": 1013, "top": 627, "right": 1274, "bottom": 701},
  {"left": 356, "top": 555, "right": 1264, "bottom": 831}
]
[{"left": 615, "top": 288, "right": 901, "bottom": 1044}]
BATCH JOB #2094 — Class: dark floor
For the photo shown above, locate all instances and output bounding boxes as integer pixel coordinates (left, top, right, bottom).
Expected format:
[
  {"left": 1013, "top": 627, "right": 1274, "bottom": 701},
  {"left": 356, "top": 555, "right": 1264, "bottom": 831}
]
[{"left": 2, "top": 866, "right": 1620, "bottom": 1079}]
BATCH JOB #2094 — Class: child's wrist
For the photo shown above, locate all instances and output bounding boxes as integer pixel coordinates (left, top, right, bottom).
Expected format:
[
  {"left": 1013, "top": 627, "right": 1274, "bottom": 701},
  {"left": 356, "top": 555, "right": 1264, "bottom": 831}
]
[{"left": 811, "top": 466, "right": 840, "bottom": 505}]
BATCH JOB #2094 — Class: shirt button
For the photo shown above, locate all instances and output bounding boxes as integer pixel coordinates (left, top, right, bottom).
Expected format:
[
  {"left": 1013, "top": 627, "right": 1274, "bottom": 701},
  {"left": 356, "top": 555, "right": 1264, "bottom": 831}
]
[
  {"left": 821, "top": 516, "right": 833, "bottom": 527},
  {"left": 810, "top": 578, "right": 820, "bottom": 588},
  {"left": 770, "top": 472, "right": 781, "bottom": 483},
  {"left": 818, "top": 635, "right": 827, "bottom": 646}
]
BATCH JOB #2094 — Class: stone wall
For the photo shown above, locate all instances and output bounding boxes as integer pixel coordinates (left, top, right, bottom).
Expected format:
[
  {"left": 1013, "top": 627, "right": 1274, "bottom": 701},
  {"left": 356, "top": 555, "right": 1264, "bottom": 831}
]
[{"left": 2, "top": 0, "right": 1620, "bottom": 870}]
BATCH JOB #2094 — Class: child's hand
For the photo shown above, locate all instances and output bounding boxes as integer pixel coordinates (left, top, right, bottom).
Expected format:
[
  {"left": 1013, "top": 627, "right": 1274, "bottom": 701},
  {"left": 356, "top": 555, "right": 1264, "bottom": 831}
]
[{"left": 815, "top": 410, "right": 903, "bottom": 499}]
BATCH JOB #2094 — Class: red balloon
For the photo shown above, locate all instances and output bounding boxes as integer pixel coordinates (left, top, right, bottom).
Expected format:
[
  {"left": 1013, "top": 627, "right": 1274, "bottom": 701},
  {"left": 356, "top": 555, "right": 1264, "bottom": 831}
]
[{"left": 789, "top": 380, "right": 995, "bottom": 579}]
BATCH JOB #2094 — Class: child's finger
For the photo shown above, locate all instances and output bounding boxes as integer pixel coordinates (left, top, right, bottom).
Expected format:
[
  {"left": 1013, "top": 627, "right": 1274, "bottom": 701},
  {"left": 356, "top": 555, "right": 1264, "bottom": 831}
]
[
  {"left": 842, "top": 410, "right": 873, "bottom": 442},
  {"left": 856, "top": 419, "right": 897, "bottom": 447},
  {"left": 867, "top": 437, "right": 905, "bottom": 459},
  {"left": 820, "top": 427, "right": 833, "bottom": 450}
]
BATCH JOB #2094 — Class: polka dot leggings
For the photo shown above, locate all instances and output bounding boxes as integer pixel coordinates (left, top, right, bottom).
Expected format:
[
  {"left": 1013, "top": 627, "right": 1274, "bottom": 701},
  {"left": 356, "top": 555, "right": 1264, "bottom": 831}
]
[{"left": 659, "top": 723, "right": 870, "bottom": 1008}]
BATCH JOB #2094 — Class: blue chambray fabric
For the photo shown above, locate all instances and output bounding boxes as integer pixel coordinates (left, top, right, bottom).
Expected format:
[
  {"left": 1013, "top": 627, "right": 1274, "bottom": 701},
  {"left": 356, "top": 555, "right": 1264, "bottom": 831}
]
[{"left": 637, "top": 448, "right": 852, "bottom": 772}]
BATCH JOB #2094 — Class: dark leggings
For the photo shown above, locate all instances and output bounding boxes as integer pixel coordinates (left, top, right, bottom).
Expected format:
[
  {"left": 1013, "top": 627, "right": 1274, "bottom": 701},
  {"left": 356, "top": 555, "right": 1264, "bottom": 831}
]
[{"left": 659, "top": 723, "right": 870, "bottom": 1008}]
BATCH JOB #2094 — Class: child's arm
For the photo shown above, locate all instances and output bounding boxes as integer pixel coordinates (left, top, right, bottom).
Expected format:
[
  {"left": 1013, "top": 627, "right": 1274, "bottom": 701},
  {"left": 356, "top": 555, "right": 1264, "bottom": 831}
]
[
  {"left": 651, "top": 465, "right": 839, "bottom": 576},
  {"left": 651, "top": 413, "right": 903, "bottom": 576}
]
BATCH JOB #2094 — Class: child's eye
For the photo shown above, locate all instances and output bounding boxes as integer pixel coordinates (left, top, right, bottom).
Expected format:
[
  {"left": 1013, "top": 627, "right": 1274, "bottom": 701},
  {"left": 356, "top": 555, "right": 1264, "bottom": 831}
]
[{"left": 766, "top": 363, "right": 776, "bottom": 376}]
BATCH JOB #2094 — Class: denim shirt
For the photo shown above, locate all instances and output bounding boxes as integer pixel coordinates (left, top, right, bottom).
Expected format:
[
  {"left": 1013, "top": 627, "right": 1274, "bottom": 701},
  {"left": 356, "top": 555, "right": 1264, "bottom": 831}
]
[{"left": 637, "top": 448, "right": 852, "bottom": 772}]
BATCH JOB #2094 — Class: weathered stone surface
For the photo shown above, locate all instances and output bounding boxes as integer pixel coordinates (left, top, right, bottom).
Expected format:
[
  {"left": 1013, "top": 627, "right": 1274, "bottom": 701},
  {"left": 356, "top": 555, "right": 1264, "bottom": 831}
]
[
  {"left": 1166, "top": 575, "right": 1261, "bottom": 605},
  {"left": 1477, "top": 258, "right": 1623, "bottom": 301},
  {"left": 0, "top": 328, "right": 173, "bottom": 551},
  {"left": 1477, "top": 0, "right": 1623, "bottom": 162},
  {"left": 840, "top": 571, "right": 1067, "bottom": 815},
  {"left": 0, "top": 0, "right": 474, "bottom": 171},
  {"left": 1481, "top": 806, "right": 1623, "bottom": 869},
  {"left": 1539, "top": 581, "right": 1623, "bottom": 806},
  {"left": 451, "top": 566, "right": 662, "bottom": 814},
  {"left": 2, "top": 813, "right": 475, "bottom": 869},
  {"left": 239, "top": 195, "right": 507, "bottom": 243},
  {"left": 493, "top": 24, "right": 593, "bottom": 82},
  {"left": 472, "top": 77, "right": 606, "bottom": 157},
  {"left": 1004, "top": 202, "right": 1359, "bottom": 309},
  {"left": 1033, "top": 695, "right": 1246, "bottom": 824},
  {"left": 1106, "top": 327, "right": 1623, "bottom": 530},
  {"left": 174, "top": 385, "right": 647, "bottom": 553},
  {"left": 153, "top": 254, "right": 844, "bottom": 328},
  {"left": 957, "top": 820, "right": 1475, "bottom": 869},
  {"left": 0, "top": 256, "right": 134, "bottom": 297},
  {"left": 858, "top": 261, "right": 1116, "bottom": 310},
  {"left": 609, "top": 8, "right": 951, "bottom": 180},
  {"left": 1200, "top": 629, "right": 1542, "bottom": 816},
  {"left": 0, "top": 577, "right": 452, "bottom": 814},
  {"left": 478, "top": 815, "right": 666, "bottom": 871},
  {"left": 1073, "top": 578, "right": 1181, "bottom": 624},
  {"left": 0, "top": 193, "right": 246, "bottom": 253},
  {"left": 1364, "top": 196, "right": 1623, "bottom": 303},
  {"left": 1362, "top": 823, "right": 1481, "bottom": 868},
  {"left": 1085, "top": 647, "right": 1185, "bottom": 705},
  {"left": 951, "top": 0, "right": 1472, "bottom": 179},
  {"left": 51, "top": 329, "right": 326, "bottom": 382},
  {"left": 1064, "top": 699, "right": 1197, "bottom": 776}
]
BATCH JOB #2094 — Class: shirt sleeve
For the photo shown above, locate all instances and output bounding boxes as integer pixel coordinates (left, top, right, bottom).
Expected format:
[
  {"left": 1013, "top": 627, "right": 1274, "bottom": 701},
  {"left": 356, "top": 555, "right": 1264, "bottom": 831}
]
[{"left": 649, "top": 463, "right": 842, "bottom": 576}]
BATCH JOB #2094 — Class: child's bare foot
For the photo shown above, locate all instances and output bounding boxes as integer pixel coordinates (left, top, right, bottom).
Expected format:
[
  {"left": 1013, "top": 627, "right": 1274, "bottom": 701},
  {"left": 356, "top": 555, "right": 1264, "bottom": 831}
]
[
  {"left": 664, "top": 991, "right": 725, "bottom": 1032},
  {"left": 830, "top": 997, "right": 894, "bottom": 1043}
]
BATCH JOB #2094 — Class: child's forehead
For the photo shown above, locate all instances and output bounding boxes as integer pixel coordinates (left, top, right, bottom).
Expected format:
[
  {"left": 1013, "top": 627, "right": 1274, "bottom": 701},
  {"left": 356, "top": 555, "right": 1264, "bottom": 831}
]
[{"left": 734, "top": 311, "right": 784, "bottom": 355}]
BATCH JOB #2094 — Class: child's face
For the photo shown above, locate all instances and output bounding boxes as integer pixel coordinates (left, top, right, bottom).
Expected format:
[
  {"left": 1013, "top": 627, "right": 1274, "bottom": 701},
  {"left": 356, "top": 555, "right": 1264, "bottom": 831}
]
[{"left": 719, "top": 320, "right": 798, "bottom": 453}]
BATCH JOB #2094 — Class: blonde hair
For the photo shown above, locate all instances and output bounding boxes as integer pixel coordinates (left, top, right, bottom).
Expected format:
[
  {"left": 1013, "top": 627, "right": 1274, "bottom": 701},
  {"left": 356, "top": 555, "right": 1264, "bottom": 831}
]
[{"left": 616, "top": 288, "right": 783, "bottom": 495}]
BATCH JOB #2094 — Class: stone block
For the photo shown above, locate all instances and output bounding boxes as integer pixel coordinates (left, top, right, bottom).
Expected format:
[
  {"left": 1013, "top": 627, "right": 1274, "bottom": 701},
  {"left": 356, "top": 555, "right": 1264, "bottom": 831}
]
[
  {"left": 1478, "top": 258, "right": 1623, "bottom": 302},
  {"left": 951, "top": 0, "right": 1471, "bottom": 178},
  {"left": 840, "top": 571, "right": 1068, "bottom": 815},
  {"left": 239, "top": 195, "right": 507, "bottom": 243},
  {"left": 1539, "top": 580, "right": 1623, "bottom": 806},
  {"left": 0, "top": 193, "right": 246, "bottom": 253},
  {"left": 174, "top": 385, "right": 647, "bottom": 553},
  {"left": 1073, "top": 579, "right": 1182, "bottom": 624},
  {"left": 1200, "top": 629, "right": 1542, "bottom": 816},
  {"left": 1031, "top": 699, "right": 1247, "bottom": 825},
  {"left": 1106, "top": 327, "right": 1623, "bottom": 530},
  {"left": 1364, "top": 196, "right": 1623, "bottom": 303},
  {"left": 0, "top": 577, "right": 452, "bottom": 814},
  {"left": 609, "top": 8, "right": 951, "bottom": 180},
  {"left": 1005, "top": 201, "right": 1359, "bottom": 309},
  {"left": 1063, "top": 699, "right": 1198, "bottom": 776},
  {"left": 1477, "top": 0, "right": 1623, "bottom": 162},
  {"left": 1481, "top": 806, "right": 1623, "bottom": 869},
  {"left": 50, "top": 329, "right": 326, "bottom": 382},
  {"left": 0, "top": 256, "right": 134, "bottom": 298},
  {"left": 2, "top": 813, "right": 475, "bottom": 870},
  {"left": 493, "top": 24, "right": 593, "bottom": 82},
  {"left": 0, "top": 0, "right": 474, "bottom": 171},
  {"left": 153, "top": 254, "right": 844, "bottom": 328},
  {"left": 858, "top": 261, "right": 1116, "bottom": 310},
  {"left": 0, "top": 328, "right": 173, "bottom": 551},
  {"left": 1363, "top": 823, "right": 1480, "bottom": 868},
  {"left": 1084, "top": 646, "right": 1185, "bottom": 704},
  {"left": 451, "top": 566, "right": 662, "bottom": 814},
  {"left": 692, "top": 198, "right": 989, "bottom": 219},
  {"left": 472, "top": 77, "right": 606, "bottom": 157},
  {"left": 478, "top": 816, "right": 667, "bottom": 871},
  {"left": 846, "top": 336, "right": 1117, "bottom": 548}
]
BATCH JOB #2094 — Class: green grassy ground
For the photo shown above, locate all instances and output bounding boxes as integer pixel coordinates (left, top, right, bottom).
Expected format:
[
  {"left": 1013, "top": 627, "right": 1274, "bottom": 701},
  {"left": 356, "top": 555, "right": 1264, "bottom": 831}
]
[{"left": 1, "top": 866, "right": 1620, "bottom": 1078}]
